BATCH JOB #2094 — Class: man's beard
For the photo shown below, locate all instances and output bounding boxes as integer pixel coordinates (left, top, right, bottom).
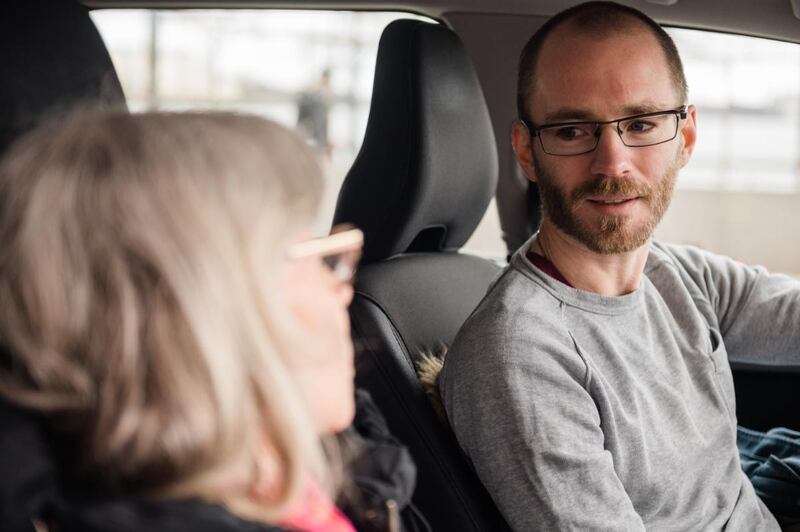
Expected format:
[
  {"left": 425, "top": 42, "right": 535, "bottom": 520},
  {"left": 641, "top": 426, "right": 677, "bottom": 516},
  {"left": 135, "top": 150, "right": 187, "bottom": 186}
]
[{"left": 533, "top": 155, "right": 679, "bottom": 255}]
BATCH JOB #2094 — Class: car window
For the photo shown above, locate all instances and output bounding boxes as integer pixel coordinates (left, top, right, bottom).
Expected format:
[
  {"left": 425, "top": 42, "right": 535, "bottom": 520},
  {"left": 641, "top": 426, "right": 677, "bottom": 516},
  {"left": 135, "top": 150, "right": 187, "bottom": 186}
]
[
  {"left": 91, "top": 9, "right": 504, "bottom": 258},
  {"left": 91, "top": 9, "right": 429, "bottom": 236},
  {"left": 659, "top": 28, "right": 800, "bottom": 276}
]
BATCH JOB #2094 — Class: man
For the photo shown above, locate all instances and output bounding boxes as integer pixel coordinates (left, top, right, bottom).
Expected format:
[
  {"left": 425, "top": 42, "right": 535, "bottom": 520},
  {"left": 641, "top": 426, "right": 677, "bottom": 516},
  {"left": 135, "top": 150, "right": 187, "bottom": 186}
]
[
  {"left": 440, "top": 2, "right": 800, "bottom": 530},
  {"left": 297, "top": 68, "right": 334, "bottom": 160}
]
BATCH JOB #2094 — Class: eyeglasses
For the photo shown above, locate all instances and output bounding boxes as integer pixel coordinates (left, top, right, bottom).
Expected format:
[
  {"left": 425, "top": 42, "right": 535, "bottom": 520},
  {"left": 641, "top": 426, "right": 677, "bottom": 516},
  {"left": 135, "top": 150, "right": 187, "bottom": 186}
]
[
  {"left": 287, "top": 225, "right": 363, "bottom": 283},
  {"left": 523, "top": 106, "right": 687, "bottom": 156}
]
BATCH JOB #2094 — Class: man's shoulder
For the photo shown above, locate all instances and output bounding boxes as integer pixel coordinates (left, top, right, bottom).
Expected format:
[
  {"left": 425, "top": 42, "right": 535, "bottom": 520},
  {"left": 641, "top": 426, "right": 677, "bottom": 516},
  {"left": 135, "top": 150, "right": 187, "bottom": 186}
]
[
  {"left": 443, "top": 261, "right": 579, "bottom": 378},
  {"left": 458, "top": 259, "right": 567, "bottom": 334},
  {"left": 649, "top": 240, "right": 706, "bottom": 268},
  {"left": 648, "top": 240, "right": 754, "bottom": 282}
]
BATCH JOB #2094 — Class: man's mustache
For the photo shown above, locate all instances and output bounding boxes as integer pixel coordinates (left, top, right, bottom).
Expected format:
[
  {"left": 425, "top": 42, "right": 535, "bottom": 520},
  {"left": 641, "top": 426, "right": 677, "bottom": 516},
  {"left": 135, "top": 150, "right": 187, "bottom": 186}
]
[{"left": 571, "top": 177, "right": 652, "bottom": 203}]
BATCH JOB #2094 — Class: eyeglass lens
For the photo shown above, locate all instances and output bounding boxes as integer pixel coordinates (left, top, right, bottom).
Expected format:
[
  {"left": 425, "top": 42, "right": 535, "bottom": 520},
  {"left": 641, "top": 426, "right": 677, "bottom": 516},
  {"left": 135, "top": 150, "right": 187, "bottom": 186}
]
[
  {"left": 539, "top": 113, "right": 680, "bottom": 156},
  {"left": 322, "top": 249, "right": 360, "bottom": 283}
]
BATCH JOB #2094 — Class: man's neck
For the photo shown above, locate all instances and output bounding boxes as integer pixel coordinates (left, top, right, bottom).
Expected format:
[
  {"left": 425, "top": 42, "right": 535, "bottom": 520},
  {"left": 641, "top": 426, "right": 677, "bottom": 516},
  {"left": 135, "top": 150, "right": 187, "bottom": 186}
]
[{"left": 532, "top": 222, "right": 650, "bottom": 296}]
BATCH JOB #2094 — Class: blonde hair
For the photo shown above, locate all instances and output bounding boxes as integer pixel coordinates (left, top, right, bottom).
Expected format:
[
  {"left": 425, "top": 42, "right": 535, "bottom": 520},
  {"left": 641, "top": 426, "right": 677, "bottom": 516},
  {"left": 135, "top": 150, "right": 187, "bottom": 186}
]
[{"left": 0, "top": 110, "right": 330, "bottom": 521}]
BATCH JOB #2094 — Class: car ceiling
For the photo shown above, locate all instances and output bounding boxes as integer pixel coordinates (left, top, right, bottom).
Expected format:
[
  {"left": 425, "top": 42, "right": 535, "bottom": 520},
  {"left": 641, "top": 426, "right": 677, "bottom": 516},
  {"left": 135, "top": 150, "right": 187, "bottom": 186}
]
[{"left": 83, "top": 0, "right": 800, "bottom": 44}]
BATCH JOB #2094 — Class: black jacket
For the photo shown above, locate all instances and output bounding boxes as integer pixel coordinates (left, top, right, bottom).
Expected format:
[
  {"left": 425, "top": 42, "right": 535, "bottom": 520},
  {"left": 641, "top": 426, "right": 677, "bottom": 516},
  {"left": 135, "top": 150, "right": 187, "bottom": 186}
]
[{"left": 0, "top": 390, "right": 427, "bottom": 532}]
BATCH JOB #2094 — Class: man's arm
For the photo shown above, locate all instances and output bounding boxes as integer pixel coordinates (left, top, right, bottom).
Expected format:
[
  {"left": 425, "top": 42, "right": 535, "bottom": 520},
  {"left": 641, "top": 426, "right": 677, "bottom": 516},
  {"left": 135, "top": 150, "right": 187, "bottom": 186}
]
[
  {"left": 666, "top": 244, "right": 800, "bottom": 364},
  {"left": 441, "top": 314, "right": 645, "bottom": 531}
]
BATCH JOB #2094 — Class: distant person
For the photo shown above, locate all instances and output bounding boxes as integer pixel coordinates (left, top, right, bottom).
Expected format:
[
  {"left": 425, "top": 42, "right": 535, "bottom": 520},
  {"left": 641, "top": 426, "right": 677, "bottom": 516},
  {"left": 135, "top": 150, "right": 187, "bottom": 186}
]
[
  {"left": 0, "top": 110, "right": 421, "bottom": 532},
  {"left": 440, "top": 2, "right": 800, "bottom": 530},
  {"left": 297, "top": 69, "right": 334, "bottom": 160}
]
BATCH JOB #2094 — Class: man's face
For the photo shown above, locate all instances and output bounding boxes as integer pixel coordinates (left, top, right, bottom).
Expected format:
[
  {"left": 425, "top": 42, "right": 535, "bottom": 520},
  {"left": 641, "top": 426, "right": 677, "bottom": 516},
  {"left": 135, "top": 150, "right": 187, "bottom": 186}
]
[
  {"left": 532, "top": 139, "right": 680, "bottom": 255},
  {"left": 515, "top": 25, "right": 696, "bottom": 255}
]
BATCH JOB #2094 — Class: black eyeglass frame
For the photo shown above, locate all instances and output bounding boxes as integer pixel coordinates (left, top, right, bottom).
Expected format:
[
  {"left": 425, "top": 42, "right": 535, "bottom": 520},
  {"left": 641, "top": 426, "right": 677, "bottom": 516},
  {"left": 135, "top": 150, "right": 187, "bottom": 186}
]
[{"left": 521, "top": 106, "right": 688, "bottom": 156}]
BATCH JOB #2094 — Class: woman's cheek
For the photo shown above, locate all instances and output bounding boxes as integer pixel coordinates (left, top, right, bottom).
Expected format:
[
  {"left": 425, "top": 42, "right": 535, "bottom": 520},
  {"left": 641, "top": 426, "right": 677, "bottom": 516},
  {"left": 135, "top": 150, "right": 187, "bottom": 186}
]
[{"left": 285, "top": 274, "right": 356, "bottom": 431}]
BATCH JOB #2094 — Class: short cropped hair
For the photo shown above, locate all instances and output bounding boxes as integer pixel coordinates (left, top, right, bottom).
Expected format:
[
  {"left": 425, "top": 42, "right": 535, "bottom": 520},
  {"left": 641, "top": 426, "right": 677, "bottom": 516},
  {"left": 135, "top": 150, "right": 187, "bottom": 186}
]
[
  {"left": 0, "top": 110, "right": 328, "bottom": 523},
  {"left": 517, "top": 1, "right": 688, "bottom": 120}
]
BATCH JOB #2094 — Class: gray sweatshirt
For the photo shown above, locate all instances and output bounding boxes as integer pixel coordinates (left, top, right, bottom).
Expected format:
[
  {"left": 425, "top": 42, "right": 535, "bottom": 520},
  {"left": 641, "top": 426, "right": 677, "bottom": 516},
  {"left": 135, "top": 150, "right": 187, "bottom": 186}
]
[{"left": 440, "top": 238, "right": 800, "bottom": 531}]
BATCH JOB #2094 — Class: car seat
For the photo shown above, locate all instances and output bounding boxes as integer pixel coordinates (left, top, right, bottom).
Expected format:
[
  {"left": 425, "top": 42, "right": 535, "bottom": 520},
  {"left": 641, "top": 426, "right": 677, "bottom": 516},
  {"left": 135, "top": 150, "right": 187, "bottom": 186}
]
[
  {"left": 333, "top": 19, "right": 511, "bottom": 531},
  {"left": 0, "top": 2, "right": 126, "bottom": 530},
  {"left": 0, "top": 0, "right": 125, "bottom": 156}
]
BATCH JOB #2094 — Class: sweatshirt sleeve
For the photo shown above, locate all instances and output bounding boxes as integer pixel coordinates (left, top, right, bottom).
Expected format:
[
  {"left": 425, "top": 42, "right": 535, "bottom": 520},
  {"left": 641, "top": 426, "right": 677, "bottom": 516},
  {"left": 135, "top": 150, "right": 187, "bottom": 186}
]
[
  {"left": 663, "top": 244, "right": 800, "bottom": 366},
  {"left": 441, "top": 299, "right": 645, "bottom": 531}
]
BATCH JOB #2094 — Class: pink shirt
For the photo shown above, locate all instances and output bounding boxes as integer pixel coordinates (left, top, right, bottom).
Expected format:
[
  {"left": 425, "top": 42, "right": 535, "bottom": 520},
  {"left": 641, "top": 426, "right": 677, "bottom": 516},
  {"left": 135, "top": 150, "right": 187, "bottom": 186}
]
[{"left": 279, "top": 481, "right": 355, "bottom": 532}]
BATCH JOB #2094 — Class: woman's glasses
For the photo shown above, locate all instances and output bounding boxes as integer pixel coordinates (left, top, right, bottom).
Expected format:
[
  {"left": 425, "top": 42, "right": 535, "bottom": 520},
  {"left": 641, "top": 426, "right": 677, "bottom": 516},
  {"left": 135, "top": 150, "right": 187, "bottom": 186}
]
[{"left": 287, "top": 226, "right": 364, "bottom": 283}]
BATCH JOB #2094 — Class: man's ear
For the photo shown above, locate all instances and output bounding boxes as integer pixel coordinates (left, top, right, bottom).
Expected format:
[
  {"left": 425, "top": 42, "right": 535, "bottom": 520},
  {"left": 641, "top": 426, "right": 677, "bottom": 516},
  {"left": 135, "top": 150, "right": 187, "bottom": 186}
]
[
  {"left": 511, "top": 121, "right": 538, "bottom": 183},
  {"left": 678, "top": 104, "right": 697, "bottom": 168}
]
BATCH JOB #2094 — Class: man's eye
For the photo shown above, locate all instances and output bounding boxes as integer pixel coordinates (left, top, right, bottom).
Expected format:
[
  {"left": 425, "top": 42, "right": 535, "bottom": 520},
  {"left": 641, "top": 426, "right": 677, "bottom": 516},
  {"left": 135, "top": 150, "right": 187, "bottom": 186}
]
[
  {"left": 625, "top": 120, "right": 656, "bottom": 133},
  {"left": 553, "top": 126, "right": 590, "bottom": 140}
]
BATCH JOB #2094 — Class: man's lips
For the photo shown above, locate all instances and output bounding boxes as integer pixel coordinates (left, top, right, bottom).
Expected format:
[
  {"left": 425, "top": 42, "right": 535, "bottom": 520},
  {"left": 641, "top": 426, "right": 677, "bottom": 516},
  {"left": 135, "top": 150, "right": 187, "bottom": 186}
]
[
  {"left": 581, "top": 196, "right": 645, "bottom": 214},
  {"left": 586, "top": 196, "right": 640, "bottom": 205}
]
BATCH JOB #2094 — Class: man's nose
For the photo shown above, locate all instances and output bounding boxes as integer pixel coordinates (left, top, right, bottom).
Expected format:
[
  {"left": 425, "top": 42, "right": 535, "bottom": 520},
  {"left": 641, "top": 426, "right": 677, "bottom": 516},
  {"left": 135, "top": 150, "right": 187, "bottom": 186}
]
[{"left": 589, "top": 125, "right": 632, "bottom": 177}]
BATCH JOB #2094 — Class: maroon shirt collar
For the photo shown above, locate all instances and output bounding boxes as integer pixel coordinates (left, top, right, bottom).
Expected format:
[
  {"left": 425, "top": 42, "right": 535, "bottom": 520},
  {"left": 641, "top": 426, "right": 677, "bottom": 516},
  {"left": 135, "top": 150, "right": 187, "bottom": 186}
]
[{"left": 526, "top": 249, "right": 574, "bottom": 288}]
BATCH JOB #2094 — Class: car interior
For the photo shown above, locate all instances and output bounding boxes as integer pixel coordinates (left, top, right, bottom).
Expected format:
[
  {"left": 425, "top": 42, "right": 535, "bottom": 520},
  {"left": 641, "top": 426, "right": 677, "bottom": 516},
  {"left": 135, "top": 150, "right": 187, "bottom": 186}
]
[{"left": 2, "top": 0, "right": 800, "bottom": 530}]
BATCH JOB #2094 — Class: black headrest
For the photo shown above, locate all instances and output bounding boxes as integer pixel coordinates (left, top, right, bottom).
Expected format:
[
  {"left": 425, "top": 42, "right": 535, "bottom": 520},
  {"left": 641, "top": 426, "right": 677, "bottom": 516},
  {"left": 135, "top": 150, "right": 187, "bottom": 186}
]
[
  {"left": 0, "top": 0, "right": 126, "bottom": 156},
  {"left": 333, "top": 20, "right": 498, "bottom": 262}
]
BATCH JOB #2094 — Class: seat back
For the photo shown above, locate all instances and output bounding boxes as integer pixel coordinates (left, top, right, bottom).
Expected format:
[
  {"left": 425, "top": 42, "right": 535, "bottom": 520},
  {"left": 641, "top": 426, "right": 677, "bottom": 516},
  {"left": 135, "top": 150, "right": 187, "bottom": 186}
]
[
  {"left": 0, "top": 2, "right": 126, "bottom": 529},
  {"left": 0, "top": 0, "right": 125, "bottom": 156},
  {"left": 333, "top": 19, "right": 510, "bottom": 531}
]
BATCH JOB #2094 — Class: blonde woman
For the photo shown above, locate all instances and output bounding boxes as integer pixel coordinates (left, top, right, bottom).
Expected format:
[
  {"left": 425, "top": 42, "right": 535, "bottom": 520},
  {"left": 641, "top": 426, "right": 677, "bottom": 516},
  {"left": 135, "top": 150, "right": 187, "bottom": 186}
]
[{"left": 0, "top": 111, "right": 417, "bottom": 532}]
